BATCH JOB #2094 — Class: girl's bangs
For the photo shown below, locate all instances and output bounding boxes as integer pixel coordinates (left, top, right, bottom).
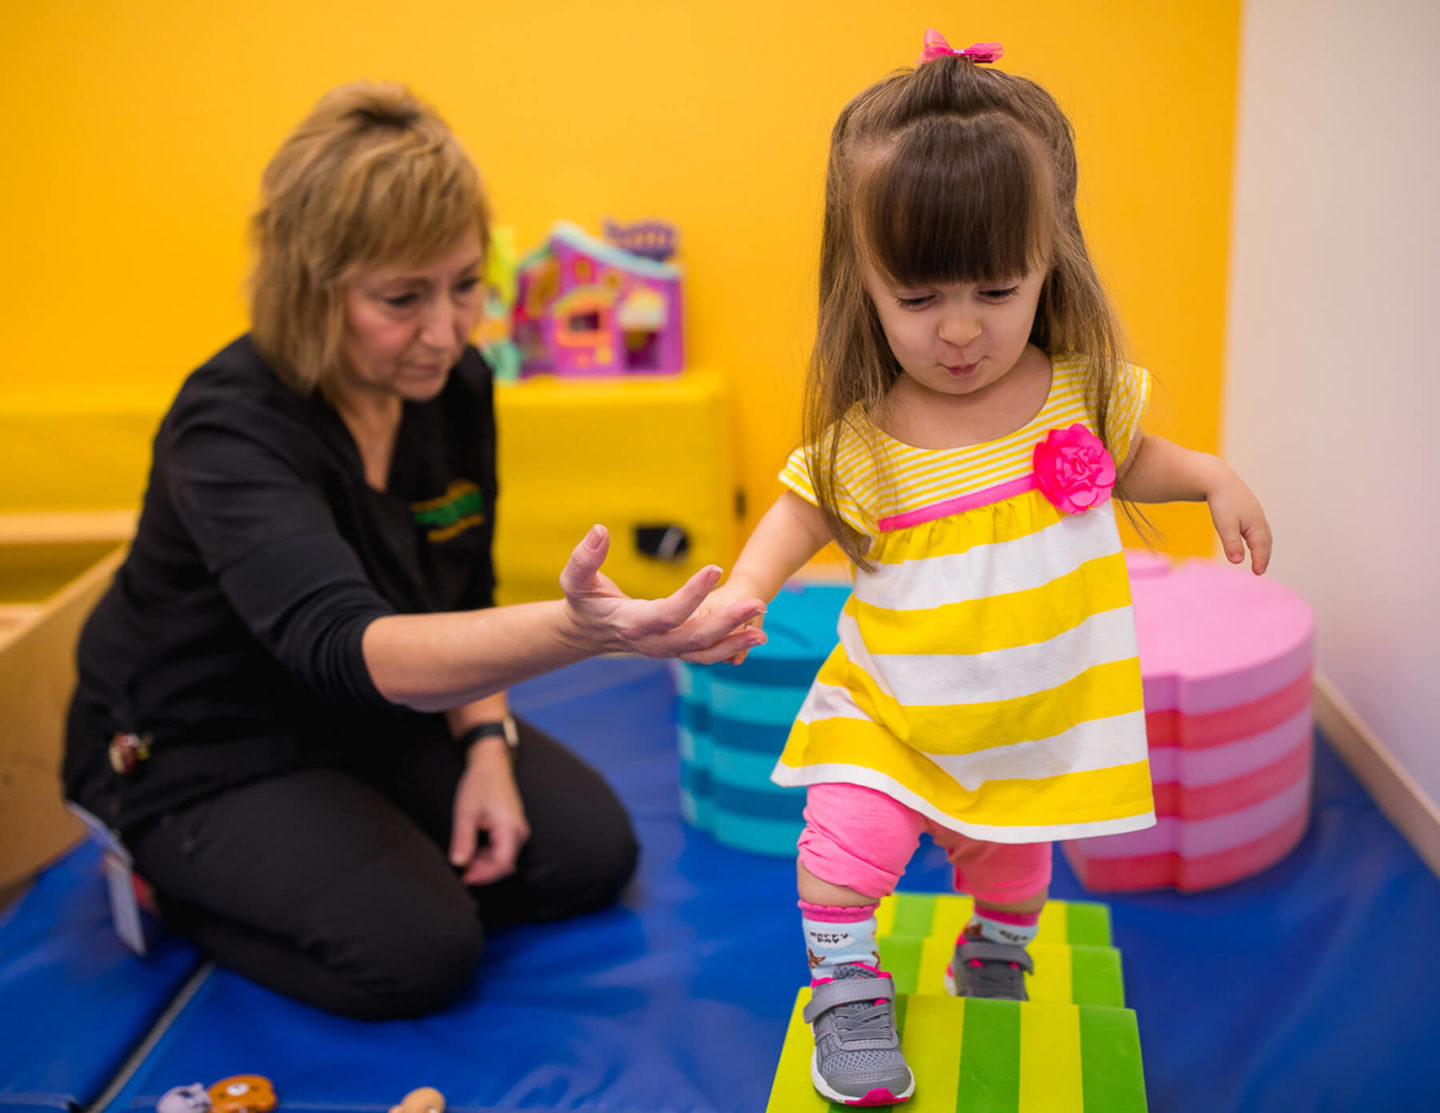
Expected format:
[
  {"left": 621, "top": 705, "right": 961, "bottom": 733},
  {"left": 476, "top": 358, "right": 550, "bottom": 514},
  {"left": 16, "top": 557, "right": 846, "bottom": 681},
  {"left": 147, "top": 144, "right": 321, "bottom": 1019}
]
[{"left": 854, "top": 113, "right": 1051, "bottom": 288}]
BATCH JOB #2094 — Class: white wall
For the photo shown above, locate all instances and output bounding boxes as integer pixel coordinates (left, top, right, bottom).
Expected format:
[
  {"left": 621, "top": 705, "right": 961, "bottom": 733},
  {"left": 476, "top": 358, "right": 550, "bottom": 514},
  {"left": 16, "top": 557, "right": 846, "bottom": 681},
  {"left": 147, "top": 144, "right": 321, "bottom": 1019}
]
[{"left": 1224, "top": 0, "right": 1440, "bottom": 803}]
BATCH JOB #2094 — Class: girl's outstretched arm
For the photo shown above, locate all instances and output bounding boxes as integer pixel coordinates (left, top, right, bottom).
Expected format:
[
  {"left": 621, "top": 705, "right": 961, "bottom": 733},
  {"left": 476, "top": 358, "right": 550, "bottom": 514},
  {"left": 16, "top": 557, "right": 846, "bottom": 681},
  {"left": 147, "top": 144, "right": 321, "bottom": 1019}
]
[
  {"left": 689, "top": 491, "right": 833, "bottom": 663},
  {"left": 726, "top": 491, "right": 833, "bottom": 599},
  {"left": 1117, "top": 432, "right": 1273, "bottom": 574}
]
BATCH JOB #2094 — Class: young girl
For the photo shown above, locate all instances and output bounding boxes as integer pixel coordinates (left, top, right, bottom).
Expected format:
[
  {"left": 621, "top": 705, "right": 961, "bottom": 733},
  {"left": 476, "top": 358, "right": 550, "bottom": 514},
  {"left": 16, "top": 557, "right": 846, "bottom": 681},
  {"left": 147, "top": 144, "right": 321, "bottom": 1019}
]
[{"left": 702, "top": 31, "right": 1271, "bottom": 1106}]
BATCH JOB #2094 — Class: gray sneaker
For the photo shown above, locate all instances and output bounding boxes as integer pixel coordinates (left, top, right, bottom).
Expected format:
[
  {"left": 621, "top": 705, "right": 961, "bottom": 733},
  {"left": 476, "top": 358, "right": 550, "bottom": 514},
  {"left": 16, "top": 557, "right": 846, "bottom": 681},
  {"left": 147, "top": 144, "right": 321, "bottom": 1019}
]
[
  {"left": 944, "top": 939, "right": 1034, "bottom": 1000},
  {"left": 803, "top": 963, "right": 915, "bottom": 1106}
]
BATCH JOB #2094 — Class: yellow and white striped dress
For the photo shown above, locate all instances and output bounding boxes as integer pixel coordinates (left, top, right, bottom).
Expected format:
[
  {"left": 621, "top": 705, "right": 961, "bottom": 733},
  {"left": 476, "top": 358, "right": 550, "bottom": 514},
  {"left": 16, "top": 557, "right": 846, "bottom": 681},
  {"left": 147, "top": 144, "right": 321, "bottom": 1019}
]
[{"left": 772, "top": 357, "right": 1157, "bottom": 843}]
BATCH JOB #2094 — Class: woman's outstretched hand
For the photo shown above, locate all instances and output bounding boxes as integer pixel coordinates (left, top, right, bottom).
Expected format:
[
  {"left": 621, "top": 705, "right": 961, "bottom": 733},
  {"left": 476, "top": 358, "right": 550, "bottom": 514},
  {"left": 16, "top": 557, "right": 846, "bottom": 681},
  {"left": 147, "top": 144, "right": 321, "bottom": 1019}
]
[{"left": 559, "top": 525, "right": 767, "bottom": 663}]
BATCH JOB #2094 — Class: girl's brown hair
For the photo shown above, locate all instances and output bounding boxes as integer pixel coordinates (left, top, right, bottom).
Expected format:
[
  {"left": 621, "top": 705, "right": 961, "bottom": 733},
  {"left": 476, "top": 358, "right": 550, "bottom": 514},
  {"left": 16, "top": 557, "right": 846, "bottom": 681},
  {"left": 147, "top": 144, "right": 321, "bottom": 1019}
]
[
  {"left": 806, "top": 55, "right": 1130, "bottom": 567},
  {"left": 249, "top": 81, "right": 491, "bottom": 395}
]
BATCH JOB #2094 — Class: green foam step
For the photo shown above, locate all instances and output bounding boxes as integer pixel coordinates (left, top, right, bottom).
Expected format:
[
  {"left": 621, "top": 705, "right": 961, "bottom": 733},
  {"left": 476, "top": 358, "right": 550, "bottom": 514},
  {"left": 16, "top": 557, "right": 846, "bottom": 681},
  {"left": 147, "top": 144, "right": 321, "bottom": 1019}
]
[
  {"left": 878, "top": 893, "right": 1113, "bottom": 947},
  {"left": 879, "top": 936, "right": 1126, "bottom": 1008},
  {"left": 877, "top": 893, "right": 1124, "bottom": 1007},
  {"left": 767, "top": 990, "right": 1147, "bottom": 1112}
]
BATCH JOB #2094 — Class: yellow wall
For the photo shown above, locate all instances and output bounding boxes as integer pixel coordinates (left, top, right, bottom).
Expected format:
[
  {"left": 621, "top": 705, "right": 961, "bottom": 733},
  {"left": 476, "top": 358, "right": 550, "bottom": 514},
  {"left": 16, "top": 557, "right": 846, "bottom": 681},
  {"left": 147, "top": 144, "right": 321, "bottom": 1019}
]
[{"left": 0, "top": 0, "right": 1238, "bottom": 556}]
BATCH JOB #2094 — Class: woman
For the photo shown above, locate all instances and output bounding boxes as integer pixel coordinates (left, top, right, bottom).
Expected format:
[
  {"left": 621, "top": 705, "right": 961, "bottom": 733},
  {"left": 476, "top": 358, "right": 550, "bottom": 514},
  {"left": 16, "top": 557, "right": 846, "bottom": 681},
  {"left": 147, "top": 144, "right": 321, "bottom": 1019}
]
[{"left": 62, "top": 81, "right": 764, "bottom": 1020}]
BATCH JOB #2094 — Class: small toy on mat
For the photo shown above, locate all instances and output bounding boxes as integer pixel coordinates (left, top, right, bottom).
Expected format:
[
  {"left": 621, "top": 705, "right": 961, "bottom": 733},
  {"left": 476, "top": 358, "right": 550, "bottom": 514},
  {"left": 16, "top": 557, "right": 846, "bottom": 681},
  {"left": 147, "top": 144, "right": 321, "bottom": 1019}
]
[
  {"left": 390, "top": 1089, "right": 444, "bottom": 1113},
  {"left": 160, "top": 1076, "right": 275, "bottom": 1113},
  {"left": 156, "top": 1084, "right": 210, "bottom": 1113},
  {"left": 207, "top": 1076, "right": 277, "bottom": 1113}
]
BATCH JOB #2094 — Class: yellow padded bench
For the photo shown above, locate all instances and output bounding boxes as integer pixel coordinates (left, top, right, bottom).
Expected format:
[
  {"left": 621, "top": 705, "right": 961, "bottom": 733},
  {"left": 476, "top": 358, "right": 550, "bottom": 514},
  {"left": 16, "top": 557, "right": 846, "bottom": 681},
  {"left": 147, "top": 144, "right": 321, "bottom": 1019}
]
[{"left": 492, "top": 368, "right": 736, "bottom": 604}]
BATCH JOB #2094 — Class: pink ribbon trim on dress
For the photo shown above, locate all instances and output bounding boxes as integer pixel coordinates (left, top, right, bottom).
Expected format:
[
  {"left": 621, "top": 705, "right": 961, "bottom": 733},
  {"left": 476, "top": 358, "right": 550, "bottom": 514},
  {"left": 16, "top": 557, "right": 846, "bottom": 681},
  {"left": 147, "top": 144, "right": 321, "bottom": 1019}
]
[
  {"left": 877, "top": 474, "right": 1038, "bottom": 533},
  {"left": 917, "top": 30, "right": 1004, "bottom": 67}
]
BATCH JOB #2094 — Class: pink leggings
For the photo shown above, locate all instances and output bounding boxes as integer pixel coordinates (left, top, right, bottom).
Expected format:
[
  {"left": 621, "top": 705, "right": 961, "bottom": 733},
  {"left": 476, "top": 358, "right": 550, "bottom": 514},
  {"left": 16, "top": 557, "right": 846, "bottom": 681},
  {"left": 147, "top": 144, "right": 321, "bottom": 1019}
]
[{"left": 798, "top": 783, "right": 1052, "bottom": 907}]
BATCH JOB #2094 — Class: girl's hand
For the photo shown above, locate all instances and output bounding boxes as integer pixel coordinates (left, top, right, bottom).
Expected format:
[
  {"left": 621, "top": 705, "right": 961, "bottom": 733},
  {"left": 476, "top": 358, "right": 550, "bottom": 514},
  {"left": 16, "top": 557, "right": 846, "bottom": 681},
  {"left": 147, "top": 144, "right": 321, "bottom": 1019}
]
[
  {"left": 1207, "top": 467, "right": 1273, "bottom": 575},
  {"left": 449, "top": 738, "right": 530, "bottom": 885},
  {"left": 690, "top": 582, "right": 768, "bottom": 665},
  {"left": 558, "top": 525, "right": 767, "bottom": 663}
]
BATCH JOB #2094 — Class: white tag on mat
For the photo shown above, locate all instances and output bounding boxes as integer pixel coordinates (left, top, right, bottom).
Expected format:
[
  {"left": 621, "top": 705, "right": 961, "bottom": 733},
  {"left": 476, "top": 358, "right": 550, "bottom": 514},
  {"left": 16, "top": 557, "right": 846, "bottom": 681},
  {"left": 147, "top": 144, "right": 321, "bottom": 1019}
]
[
  {"left": 67, "top": 803, "right": 152, "bottom": 956},
  {"left": 101, "top": 849, "right": 148, "bottom": 955}
]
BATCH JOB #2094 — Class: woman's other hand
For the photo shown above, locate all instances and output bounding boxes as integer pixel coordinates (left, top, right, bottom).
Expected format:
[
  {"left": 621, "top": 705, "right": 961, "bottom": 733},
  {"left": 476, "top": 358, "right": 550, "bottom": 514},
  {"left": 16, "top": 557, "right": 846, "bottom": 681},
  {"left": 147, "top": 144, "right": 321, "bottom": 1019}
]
[
  {"left": 558, "top": 525, "right": 766, "bottom": 663},
  {"left": 449, "top": 738, "right": 530, "bottom": 885}
]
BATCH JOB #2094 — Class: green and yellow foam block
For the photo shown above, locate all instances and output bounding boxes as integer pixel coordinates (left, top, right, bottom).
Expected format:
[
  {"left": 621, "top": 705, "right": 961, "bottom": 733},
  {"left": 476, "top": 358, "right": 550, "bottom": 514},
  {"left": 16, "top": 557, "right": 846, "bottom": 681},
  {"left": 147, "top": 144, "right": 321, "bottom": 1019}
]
[{"left": 766, "top": 895, "right": 1147, "bottom": 1111}]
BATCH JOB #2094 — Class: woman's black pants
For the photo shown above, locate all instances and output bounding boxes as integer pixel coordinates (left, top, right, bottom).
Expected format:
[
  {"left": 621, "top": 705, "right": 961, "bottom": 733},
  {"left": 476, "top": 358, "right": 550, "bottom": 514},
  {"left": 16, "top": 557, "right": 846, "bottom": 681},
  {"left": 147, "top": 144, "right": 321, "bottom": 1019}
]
[{"left": 124, "top": 718, "right": 639, "bottom": 1020}]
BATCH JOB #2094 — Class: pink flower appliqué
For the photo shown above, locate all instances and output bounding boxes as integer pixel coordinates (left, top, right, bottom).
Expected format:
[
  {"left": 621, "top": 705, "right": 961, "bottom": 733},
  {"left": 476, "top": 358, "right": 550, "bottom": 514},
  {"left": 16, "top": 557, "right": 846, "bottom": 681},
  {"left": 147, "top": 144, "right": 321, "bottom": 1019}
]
[{"left": 1032, "top": 424, "right": 1116, "bottom": 514}]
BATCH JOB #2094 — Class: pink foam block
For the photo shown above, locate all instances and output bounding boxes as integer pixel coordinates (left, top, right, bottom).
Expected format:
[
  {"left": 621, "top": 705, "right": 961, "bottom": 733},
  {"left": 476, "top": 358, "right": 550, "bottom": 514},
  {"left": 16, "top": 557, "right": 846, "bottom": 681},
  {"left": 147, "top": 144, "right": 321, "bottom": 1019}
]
[
  {"left": 1151, "top": 731, "right": 1311, "bottom": 820},
  {"left": 1075, "top": 773, "right": 1310, "bottom": 859},
  {"left": 1067, "top": 810, "right": 1310, "bottom": 892},
  {"left": 1063, "top": 556, "right": 1316, "bottom": 892},
  {"left": 1149, "top": 706, "right": 1312, "bottom": 808},
  {"left": 1144, "top": 668, "right": 1312, "bottom": 749},
  {"left": 1130, "top": 557, "right": 1314, "bottom": 716}
]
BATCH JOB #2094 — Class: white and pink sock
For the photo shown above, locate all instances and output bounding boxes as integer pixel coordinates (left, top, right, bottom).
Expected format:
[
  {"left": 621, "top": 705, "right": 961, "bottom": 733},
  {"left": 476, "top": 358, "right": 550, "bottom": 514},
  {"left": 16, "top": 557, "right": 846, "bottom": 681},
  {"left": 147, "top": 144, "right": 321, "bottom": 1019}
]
[
  {"left": 799, "top": 899, "right": 880, "bottom": 978},
  {"left": 965, "top": 905, "right": 1041, "bottom": 947}
]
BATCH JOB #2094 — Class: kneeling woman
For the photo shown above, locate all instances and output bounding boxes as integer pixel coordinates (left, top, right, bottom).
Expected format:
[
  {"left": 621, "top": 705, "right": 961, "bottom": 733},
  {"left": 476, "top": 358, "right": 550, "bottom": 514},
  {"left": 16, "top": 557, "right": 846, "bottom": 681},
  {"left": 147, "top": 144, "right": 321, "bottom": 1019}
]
[{"left": 63, "top": 81, "right": 764, "bottom": 1020}]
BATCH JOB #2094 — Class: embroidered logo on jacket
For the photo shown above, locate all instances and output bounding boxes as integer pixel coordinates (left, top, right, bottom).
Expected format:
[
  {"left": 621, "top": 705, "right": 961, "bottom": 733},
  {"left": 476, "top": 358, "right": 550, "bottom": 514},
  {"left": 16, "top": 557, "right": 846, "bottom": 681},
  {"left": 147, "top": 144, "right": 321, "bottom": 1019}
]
[{"left": 412, "top": 479, "right": 486, "bottom": 542}]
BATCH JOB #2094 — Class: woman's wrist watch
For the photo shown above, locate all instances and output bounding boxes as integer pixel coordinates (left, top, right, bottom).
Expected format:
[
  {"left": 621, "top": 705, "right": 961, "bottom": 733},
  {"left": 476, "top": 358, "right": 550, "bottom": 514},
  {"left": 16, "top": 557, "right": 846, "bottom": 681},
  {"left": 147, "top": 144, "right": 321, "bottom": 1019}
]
[{"left": 458, "top": 715, "right": 519, "bottom": 751}]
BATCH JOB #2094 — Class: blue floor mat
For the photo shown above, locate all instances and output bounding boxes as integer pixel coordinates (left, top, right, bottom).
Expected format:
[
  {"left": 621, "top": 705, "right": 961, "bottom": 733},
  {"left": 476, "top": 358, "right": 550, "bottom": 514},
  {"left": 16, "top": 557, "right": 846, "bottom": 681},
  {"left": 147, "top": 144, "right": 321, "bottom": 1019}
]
[
  {"left": 1105, "top": 731, "right": 1440, "bottom": 1113},
  {"left": 0, "top": 841, "right": 200, "bottom": 1113},
  {"left": 3, "top": 656, "right": 1439, "bottom": 1113}
]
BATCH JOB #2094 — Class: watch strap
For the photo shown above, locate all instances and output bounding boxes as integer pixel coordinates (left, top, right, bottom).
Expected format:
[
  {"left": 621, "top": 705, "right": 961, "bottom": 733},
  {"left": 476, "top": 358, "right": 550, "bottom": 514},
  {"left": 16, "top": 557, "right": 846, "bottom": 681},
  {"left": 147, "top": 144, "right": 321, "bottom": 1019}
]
[{"left": 458, "top": 716, "right": 519, "bottom": 749}]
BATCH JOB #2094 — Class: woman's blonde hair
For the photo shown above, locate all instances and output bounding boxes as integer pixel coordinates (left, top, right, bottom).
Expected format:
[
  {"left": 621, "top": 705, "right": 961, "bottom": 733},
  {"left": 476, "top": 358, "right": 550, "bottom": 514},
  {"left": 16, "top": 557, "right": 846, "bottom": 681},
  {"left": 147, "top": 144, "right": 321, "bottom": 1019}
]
[
  {"left": 249, "top": 81, "right": 491, "bottom": 395},
  {"left": 806, "top": 55, "right": 1130, "bottom": 567}
]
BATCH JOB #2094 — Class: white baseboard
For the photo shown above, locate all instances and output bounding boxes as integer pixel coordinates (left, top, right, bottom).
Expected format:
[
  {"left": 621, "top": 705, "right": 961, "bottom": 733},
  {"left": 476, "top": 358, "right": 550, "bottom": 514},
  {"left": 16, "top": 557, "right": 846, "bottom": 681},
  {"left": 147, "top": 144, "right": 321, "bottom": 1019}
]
[{"left": 1314, "top": 672, "right": 1440, "bottom": 880}]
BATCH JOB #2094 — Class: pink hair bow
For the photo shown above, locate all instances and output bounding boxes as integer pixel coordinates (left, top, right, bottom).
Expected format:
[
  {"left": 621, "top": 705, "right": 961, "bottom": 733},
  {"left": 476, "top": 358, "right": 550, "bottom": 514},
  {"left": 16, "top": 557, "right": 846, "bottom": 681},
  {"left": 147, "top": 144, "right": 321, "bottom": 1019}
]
[{"left": 916, "top": 29, "right": 1004, "bottom": 66}]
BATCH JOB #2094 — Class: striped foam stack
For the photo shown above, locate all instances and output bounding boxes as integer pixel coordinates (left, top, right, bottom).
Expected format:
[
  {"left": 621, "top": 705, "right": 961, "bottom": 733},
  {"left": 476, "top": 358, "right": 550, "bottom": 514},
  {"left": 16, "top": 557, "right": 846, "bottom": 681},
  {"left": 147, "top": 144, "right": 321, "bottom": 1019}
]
[
  {"left": 1064, "top": 553, "right": 1315, "bottom": 891},
  {"left": 673, "top": 582, "right": 849, "bottom": 854}
]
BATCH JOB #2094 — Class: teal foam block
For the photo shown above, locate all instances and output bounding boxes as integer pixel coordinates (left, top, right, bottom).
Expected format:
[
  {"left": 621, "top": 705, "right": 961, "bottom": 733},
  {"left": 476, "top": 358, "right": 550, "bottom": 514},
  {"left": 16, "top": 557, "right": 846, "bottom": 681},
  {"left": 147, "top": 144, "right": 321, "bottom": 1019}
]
[{"left": 674, "top": 581, "right": 849, "bottom": 855}]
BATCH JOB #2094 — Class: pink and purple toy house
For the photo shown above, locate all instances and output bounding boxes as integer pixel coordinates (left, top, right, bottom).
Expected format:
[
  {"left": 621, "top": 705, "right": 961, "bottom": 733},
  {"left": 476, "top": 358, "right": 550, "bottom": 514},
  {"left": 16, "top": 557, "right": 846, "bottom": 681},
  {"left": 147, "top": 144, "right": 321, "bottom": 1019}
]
[{"left": 513, "top": 222, "right": 684, "bottom": 377}]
